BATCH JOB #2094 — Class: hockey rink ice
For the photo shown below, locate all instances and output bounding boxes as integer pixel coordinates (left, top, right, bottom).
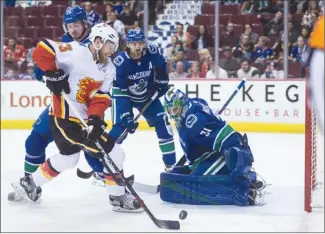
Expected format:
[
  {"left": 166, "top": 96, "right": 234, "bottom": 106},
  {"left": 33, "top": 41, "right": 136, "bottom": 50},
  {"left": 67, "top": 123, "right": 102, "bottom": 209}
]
[{"left": 1, "top": 130, "right": 324, "bottom": 232}]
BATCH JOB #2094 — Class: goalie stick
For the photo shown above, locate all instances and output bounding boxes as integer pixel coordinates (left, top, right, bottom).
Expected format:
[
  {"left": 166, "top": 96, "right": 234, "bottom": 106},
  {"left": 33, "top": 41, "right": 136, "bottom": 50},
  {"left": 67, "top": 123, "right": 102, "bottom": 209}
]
[{"left": 63, "top": 91, "right": 180, "bottom": 230}]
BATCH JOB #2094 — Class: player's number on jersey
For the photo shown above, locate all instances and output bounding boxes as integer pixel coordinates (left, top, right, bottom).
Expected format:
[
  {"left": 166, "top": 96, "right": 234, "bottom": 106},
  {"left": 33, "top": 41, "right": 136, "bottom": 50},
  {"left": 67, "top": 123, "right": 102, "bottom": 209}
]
[
  {"left": 200, "top": 128, "right": 212, "bottom": 137},
  {"left": 58, "top": 44, "right": 72, "bottom": 52}
]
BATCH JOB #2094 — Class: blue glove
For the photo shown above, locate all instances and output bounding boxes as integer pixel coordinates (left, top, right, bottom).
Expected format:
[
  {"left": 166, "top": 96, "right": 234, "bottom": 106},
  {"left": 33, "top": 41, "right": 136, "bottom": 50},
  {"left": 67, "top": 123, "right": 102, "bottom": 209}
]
[
  {"left": 121, "top": 113, "right": 139, "bottom": 134},
  {"left": 34, "top": 66, "right": 45, "bottom": 82}
]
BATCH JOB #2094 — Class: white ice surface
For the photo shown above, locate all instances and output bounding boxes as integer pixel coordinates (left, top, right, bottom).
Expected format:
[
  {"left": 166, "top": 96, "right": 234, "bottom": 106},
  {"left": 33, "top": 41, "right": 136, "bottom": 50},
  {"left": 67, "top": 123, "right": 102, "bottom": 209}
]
[{"left": 1, "top": 130, "right": 324, "bottom": 232}]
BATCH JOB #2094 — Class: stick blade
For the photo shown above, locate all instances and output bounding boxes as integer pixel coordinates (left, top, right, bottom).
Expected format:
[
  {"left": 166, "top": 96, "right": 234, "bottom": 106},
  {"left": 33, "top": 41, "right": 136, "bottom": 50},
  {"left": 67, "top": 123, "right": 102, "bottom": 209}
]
[{"left": 154, "top": 219, "right": 180, "bottom": 230}]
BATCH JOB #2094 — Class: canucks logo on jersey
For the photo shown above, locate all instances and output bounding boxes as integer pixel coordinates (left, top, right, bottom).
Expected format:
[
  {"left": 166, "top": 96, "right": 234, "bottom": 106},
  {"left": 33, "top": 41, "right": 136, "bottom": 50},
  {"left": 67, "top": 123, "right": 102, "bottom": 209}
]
[{"left": 112, "top": 43, "right": 167, "bottom": 103}]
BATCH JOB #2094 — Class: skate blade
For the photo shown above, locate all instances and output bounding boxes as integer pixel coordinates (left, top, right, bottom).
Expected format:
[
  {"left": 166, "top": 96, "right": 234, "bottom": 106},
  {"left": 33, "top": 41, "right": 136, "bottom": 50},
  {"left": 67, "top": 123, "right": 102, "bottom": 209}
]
[
  {"left": 10, "top": 182, "right": 35, "bottom": 203},
  {"left": 8, "top": 191, "right": 24, "bottom": 202},
  {"left": 112, "top": 206, "right": 144, "bottom": 213}
]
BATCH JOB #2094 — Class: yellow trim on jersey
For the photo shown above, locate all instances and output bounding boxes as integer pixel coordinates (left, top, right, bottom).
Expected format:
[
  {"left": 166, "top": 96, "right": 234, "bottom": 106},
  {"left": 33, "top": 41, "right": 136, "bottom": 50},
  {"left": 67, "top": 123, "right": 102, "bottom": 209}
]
[
  {"left": 94, "top": 93, "right": 110, "bottom": 99},
  {"left": 39, "top": 41, "right": 55, "bottom": 56},
  {"left": 39, "top": 164, "right": 52, "bottom": 180},
  {"left": 60, "top": 96, "right": 65, "bottom": 119},
  {"left": 54, "top": 117, "right": 99, "bottom": 153}
]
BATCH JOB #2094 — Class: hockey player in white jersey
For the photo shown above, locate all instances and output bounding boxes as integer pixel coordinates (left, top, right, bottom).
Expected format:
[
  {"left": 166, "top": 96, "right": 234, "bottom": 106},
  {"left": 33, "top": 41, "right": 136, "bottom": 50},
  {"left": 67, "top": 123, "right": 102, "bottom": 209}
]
[{"left": 9, "top": 23, "right": 143, "bottom": 213}]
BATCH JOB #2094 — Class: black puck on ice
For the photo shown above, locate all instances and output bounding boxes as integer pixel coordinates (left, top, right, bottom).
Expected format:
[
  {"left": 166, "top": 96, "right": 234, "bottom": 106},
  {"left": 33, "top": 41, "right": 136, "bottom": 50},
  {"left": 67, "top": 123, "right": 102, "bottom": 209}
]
[{"left": 179, "top": 210, "right": 187, "bottom": 220}]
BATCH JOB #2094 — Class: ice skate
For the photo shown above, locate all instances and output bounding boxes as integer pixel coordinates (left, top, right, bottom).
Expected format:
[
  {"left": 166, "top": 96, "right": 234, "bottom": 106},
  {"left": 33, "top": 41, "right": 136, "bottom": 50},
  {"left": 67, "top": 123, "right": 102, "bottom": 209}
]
[
  {"left": 9, "top": 175, "right": 42, "bottom": 202},
  {"left": 109, "top": 191, "right": 143, "bottom": 213}
]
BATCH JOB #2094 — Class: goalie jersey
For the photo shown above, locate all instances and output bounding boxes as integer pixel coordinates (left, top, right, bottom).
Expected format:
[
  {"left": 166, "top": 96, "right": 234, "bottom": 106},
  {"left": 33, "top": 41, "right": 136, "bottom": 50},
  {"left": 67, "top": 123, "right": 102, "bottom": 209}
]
[
  {"left": 32, "top": 39, "right": 112, "bottom": 120},
  {"left": 178, "top": 98, "right": 242, "bottom": 163},
  {"left": 112, "top": 44, "right": 168, "bottom": 104}
]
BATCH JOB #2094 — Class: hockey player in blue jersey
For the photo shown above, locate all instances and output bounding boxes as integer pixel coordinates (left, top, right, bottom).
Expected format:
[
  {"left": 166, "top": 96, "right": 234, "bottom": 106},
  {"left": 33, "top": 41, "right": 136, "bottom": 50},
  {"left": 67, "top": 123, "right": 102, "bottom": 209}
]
[
  {"left": 110, "top": 28, "right": 176, "bottom": 168},
  {"left": 24, "top": 5, "right": 104, "bottom": 180},
  {"left": 159, "top": 87, "right": 265, "bottom": 206}
]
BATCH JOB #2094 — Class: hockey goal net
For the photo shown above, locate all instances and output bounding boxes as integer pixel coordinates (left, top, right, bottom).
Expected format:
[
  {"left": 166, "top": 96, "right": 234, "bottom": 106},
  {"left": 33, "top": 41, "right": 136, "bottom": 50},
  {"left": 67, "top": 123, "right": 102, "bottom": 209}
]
[{"left": 305, "top": 91, "right": 324, "bottom": 212}]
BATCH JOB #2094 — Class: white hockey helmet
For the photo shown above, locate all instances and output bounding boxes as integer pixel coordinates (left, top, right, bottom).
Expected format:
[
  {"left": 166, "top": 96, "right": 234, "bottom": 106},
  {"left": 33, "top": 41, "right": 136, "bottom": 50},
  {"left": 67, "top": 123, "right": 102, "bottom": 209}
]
[{"left": 89, "top": 23, "right": 119, "bottom": 53}]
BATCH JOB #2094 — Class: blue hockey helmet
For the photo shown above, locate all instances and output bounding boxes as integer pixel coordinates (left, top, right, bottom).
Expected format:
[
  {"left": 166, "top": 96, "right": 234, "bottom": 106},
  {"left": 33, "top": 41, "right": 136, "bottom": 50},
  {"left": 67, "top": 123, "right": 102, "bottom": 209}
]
[
  {"left": 126, "top": 28, "right": 146, "bottom": 43},
  {"left": 63, "top": 5, "right": 87, "bottom": 32},
  {"left": 164, "top": 87, "right": 189, "bottom": 120}
]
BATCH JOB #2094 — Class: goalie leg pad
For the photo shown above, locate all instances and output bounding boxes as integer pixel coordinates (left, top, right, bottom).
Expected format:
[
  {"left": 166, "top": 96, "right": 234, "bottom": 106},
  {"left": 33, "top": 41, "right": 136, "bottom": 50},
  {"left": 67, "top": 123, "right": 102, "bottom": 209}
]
[
  {"left": 160, "top": 172, "right": 251, "bottom": 206},
  {"left": 223, "top": 147, "right": 254, "bottom": 179}
]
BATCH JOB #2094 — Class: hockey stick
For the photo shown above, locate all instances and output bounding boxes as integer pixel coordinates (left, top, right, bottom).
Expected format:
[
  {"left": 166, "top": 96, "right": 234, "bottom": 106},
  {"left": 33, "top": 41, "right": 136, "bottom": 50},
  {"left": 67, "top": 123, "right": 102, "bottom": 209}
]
[
  {"left": 135, "top": 78, "right": 248, "bottom": 194},
  {"left": 62, "top": 92, "right": 180, "bottom": 230},
  {"left": 76, "top": 91, "right": 159, "bottom": 179}
]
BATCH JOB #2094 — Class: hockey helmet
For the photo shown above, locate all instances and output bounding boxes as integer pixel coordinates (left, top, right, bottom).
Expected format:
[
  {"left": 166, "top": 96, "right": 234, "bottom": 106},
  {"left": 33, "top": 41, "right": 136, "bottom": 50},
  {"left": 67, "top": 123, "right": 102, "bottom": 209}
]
[
  {"left": 63, "top": 5, "right": 87, "bottom": 32},
  {"left": 89, "top": 23, "right": 119, "bottom": 53}
]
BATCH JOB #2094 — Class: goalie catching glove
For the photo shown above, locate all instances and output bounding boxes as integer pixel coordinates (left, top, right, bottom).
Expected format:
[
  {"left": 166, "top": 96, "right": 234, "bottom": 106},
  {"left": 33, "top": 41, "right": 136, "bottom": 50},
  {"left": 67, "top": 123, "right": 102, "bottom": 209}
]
[{"left": 44, "top": 69, "right": 70, "bottom": 96}]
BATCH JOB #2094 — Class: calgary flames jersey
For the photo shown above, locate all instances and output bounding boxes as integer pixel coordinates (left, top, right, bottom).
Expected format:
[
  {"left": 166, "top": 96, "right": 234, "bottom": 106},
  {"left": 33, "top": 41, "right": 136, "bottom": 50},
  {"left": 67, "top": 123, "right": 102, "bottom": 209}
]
[{"left": 32, "top": 39, "right": 112, "bottom": 120}]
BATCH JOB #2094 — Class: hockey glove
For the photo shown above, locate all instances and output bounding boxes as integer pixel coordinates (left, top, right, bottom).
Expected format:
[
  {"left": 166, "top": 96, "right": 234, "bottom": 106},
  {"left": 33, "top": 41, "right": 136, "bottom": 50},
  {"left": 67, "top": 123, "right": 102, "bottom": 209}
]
[
  {"left": 153, "top": 80, "right": 169, "bottom": 98},
  {"left": 121, "top": 114, "right": 139, "bottom": 134},
  {"left": 44, "top": 69, "right": 70, "bottom": 96},
  {"left": 87, "top": 115, "right": 107, "bottom": 141}
]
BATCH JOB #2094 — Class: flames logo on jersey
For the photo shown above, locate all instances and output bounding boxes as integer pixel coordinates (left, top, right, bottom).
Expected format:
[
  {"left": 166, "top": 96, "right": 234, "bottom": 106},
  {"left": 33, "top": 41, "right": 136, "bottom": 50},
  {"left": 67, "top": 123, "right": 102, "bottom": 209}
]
[{"left": 76, "top": 77, "right": 101, "bottom": 104}]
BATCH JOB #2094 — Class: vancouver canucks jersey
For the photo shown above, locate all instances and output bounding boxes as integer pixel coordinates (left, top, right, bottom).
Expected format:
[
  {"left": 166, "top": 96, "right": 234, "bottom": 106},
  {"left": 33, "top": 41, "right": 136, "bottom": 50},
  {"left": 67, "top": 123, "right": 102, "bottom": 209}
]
[
  {"left": 112, "top": 44, "right": 168, "bottom": 106},
  {"left": 178, "top": 98, "right": 242, "bottom": 163},
  {"left": 61, "top": 33, "right": 90, "bottom": 44}
]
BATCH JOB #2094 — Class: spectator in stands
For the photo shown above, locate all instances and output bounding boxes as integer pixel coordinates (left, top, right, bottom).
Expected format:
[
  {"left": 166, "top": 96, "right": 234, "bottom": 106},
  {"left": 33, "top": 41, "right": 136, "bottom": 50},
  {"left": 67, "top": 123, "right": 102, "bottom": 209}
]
[
  {"left": 107, "top": 1, "right": 124, "bottom": 15},
  {"left": 5, "top": 0, "right": 16, "bottom": 7},
  {"left": 119, "top": 4, "right": 139, "bottom": 29},
  {"left": 254, "top": 0, "right": 269, "bottom": 13},
  {"left": 236, "top": 59, "right": 260, "bottom": 79},
  {"left": 288, "top": 21, "right": 300, "bottom": 45},
  {"left": 19, "top": 63, "right": 36, "bottom": 80},
  {"left": 189, "top": 25, "right": 213, "bottom": 50},
  {"left": 232, "top": 34, "right": 254, "bottom": 61},
  {"left": 290, "top": 36, "right": 311, "bottom": 66},
  {"left": 174, "top": 23, "right": 191, "bottom": 49},
  {"left": 172, "top": 49, "right": 190, "bottom": 73},
  {"left": 206, "top": 60, "right": 228, "bottom": 79},
  {"left": 219, "top": 46, "right": 240, "bottom": 78},
  {"left": 253, "top": 36, "right": 273, "bottom": 63},
  {"left": 240, "top": 0, "right": 257, "bottom": 15},
  {"left": 3, "top": 38, "right": 26, "bottom": 68},
  {"left": 3, "top": 68, "right": 18, "bottom": 80},
  {"left": 258, "top": 10, "right": 283, "bottom": 36},
  {"left": 130, "top": 0, "right": 144, "bottom": 23},
  {"left": 220, "top": 22, "right": 239, "bottom": 48},
  {"left": 106, "top": 12, "right": 126, "bottom": 44},
  {"left": 187, "top": 61, "right": 205, "bottom": 79},
  {"left": 300, "top": 26, "right": 311, "bottom": 41},
  {"left": 260, "top": 61, "right": 284, "bottom": 79},
  {"left": 198, "top": 48, "right": 212, "bottom": 77},
  {"left": 83, "top": 1, "right": 101, "bottom": 27},
  {"left": 302, "top": 11, "right": 320, "bottom": 29},
  {"left": 169, "top": 40, "right": 184, "bottom": 62},
  {"left": 303, "top": 0, "right": 321, "bottom": 17},
  {"left": 165, "top": 35, "right": 179, "bottom": 59},
  {"left": 102, "top": 3, "right": 114, "bottom": 21},
  {"left": 169, "top": 61, "right": 188, "bottom": 79},
  {"left": 272, "top": 32, "right": 293, "bottom": 63},
  {"left": 240, "top": 24, "right": 259, "bottom": 45}
]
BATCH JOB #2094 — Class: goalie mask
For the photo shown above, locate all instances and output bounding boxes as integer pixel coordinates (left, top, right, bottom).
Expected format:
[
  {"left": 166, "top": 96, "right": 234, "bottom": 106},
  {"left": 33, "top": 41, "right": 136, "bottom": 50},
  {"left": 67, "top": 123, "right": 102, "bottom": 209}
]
[{"left": 164, "top": 87, "right": 188, "bottom": 120}]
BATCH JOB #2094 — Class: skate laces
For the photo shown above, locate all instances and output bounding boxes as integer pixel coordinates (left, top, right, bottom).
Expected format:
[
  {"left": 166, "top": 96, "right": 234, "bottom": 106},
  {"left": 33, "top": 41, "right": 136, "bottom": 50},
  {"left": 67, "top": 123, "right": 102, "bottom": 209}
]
[{"left": 122, "top": 193, "right": 135, "bottom": 205}]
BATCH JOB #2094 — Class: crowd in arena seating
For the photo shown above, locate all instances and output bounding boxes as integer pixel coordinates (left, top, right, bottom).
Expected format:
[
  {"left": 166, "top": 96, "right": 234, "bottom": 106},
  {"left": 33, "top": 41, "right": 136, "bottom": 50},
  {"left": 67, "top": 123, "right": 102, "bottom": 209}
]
[
  {"left": 2, "top": 0, "right": 324, "bottom": 80},
  {"left": 166, "top": 0, "right": 324, "bottom": 79}
]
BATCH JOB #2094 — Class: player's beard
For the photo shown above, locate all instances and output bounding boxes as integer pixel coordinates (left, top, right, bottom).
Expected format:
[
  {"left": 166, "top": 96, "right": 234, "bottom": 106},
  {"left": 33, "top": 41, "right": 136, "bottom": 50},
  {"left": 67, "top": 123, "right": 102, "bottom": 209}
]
[{"left": 98, "top": 52, "right": 107, "bottom": 64}]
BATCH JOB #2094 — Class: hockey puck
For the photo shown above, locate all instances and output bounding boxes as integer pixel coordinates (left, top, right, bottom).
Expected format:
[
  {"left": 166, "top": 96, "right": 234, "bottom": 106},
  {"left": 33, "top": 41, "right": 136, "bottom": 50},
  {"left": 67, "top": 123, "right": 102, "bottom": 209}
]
[{"left": 179, "top": 210, "right": 187, "bottom": 220}]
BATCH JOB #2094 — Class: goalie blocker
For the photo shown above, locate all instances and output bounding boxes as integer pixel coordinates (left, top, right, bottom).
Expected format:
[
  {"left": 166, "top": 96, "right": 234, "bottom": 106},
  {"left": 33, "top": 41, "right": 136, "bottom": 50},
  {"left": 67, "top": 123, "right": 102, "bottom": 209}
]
[{"left": 159, "top": 88, "right": 265, "bottom": 206}]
